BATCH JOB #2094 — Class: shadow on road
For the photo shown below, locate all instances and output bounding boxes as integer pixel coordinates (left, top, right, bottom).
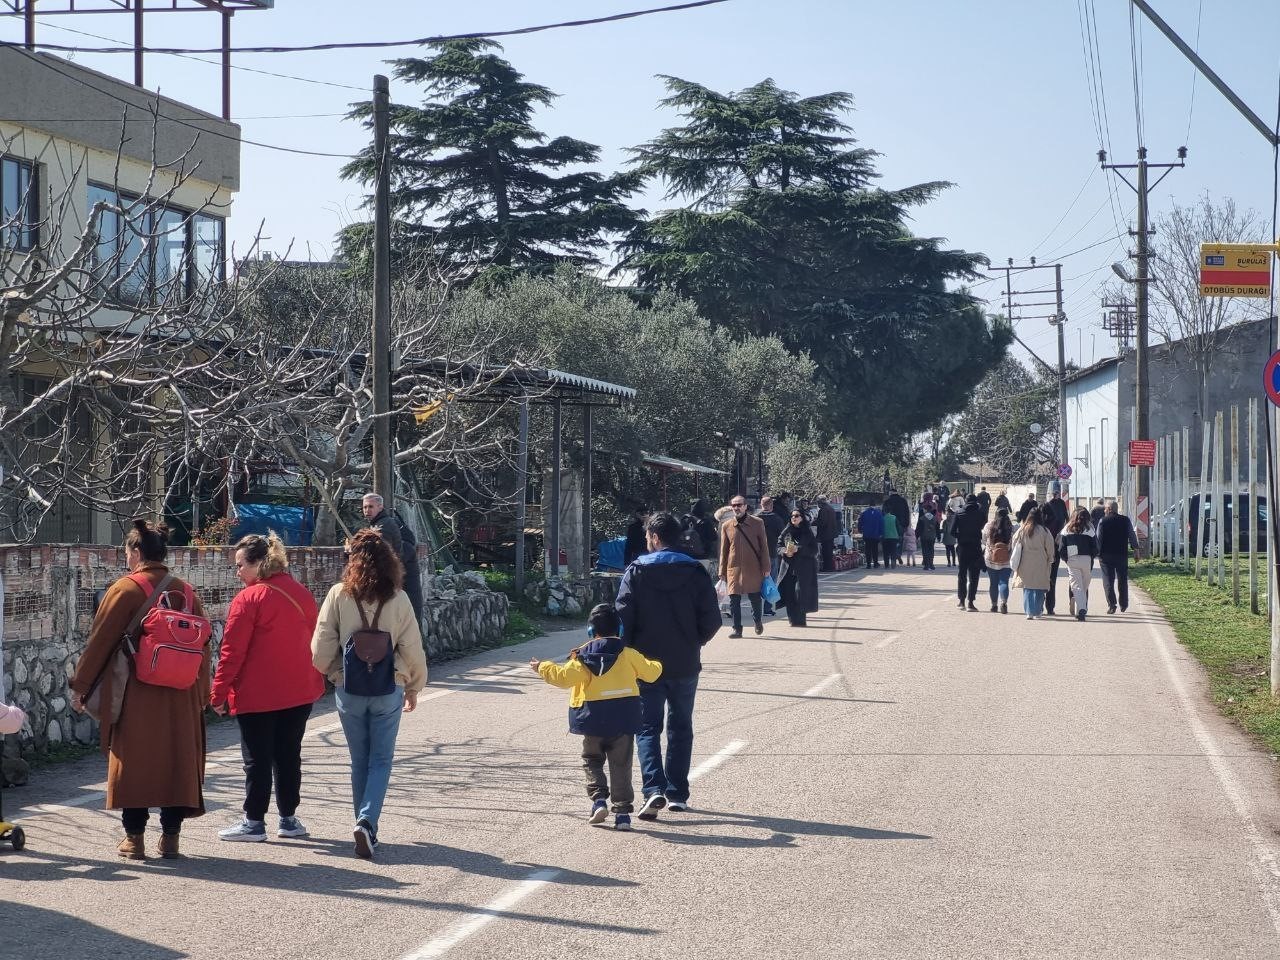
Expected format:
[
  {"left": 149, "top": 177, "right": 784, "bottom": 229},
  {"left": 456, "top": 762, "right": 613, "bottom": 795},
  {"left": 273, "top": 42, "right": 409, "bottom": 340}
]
[
  {"left": 0, "top": 904, "right": 184, "bottom": 960},
  {"left": 696, "top": 687, "right": 894, "bottom": 705},
  {"left": 406, "top": 841, "right": 640, "bottom": 887},
  {"left": 641, "top": 809, "right": 932, "bottom": 848}
]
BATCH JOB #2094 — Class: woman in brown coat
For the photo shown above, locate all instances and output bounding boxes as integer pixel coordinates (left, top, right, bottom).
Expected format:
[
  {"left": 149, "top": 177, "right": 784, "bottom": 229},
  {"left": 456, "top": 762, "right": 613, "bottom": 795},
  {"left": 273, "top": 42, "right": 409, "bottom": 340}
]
[{"left": 70, "top": 519, "right": 211, "bottom": 860}]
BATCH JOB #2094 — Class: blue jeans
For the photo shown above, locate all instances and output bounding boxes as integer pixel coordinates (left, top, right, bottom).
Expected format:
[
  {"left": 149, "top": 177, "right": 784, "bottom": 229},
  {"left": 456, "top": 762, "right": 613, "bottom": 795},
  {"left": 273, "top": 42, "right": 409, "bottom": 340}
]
[
  {"left": 637, "top": 674, "right": 699, "bottom": 804},
  {"left": 335, "top": 686, "right": 404, "bottom": 833},
  {"left": 987, "top": 567, "right": 1011, "bottom": 605},
  {"left": 1022, "top": 588, "right": 1046, "bottom": 617}
]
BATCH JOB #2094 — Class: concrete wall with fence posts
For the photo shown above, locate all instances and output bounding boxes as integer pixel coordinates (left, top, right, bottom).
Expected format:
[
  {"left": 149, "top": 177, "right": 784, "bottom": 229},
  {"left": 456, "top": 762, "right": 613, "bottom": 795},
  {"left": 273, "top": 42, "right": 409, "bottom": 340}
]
[{"left": 0, "top": 543, "right": 507, "bottom": 767}]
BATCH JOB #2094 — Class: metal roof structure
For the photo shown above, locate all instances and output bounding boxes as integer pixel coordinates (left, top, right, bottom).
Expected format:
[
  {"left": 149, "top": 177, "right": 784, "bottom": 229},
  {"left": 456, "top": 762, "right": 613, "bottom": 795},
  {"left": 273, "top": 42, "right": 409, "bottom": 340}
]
[{"left": 642, "top": 453, "right": 727, "bottom": 476}]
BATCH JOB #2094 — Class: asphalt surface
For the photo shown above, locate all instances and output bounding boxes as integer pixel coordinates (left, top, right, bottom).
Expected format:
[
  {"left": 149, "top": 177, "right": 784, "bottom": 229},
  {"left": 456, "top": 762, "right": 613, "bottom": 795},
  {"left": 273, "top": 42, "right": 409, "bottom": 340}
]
[{"left": 5, "top": 563, "right": 1280, "bottom": 959}]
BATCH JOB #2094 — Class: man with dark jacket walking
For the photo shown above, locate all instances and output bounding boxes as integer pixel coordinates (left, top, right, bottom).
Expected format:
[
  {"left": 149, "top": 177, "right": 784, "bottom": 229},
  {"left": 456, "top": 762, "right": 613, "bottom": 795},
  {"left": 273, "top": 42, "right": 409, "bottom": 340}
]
[
  {"left": 1042, "top": 490, "right": 1070, "bottom": 615},
  {"left": 953, "top": 495, "right": 986, "bottom": 611},
  {"left": 815, "top": 497, "right": 841, "bottom": 572},
  {"left": 362, "top": 493, "right": 423, "bottom": 627},
  {"left": 616, "top": 513, "right": 722, "bottom": 818},
  {"left": 1095, "top": 501, "right": 1141, "bottom": 613},
  {"left": 758, "top": 496, "right": 787, "bottom": 614}
]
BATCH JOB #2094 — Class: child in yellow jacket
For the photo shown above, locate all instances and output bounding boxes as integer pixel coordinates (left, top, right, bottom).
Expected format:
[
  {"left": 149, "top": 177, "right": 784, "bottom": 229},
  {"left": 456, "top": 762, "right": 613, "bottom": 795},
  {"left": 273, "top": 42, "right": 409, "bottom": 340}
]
[{"left": 529, "top": 603, "right": 662, "bottom": 830}]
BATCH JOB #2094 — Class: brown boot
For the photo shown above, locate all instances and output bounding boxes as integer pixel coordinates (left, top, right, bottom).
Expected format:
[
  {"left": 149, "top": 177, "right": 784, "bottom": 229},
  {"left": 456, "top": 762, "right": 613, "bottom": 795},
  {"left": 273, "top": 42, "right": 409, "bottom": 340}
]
[
  {"left": 117, "top": 833, "right": 146, "bottom": 860},
  {"left": 158, "top": 833, "right": 181, "bottom": 859}
]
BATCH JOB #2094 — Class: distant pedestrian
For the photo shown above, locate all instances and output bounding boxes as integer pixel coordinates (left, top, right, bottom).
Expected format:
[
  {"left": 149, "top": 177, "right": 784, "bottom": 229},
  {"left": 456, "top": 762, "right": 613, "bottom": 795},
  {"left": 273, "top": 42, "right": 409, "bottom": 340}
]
[
  {"left": 69, "top": 519, "right": 210, "bottom": 861},
  {"left": 857, "top": 504, "right": 885, "bottom": 568},
  {"left": 362, "top": 494, "right": 423, "bottom": 628},
  {"left": 976, "top": 486, "right": 992, "bottom": 519},
  {"left": 1042, "top": 490, "right": 1070, "bottom": 616},
  {"left": 1060, "top": 507, "right": 1099, "bottom": 621},
  {"left": 947, "top": 490, "right": 966, "bottom": 517},
  {"left": 1016, "top": 494, "right": 1038, "bottom": 524},
  {"left": 941, "top": 511, "right": 958, "bottom": 567},
  {"left": 777, "top": 508, "right": 820, "bottom": 627},
  {"left": 883, "top": 489, "right": 911, "bottom": 542},
  {"left": 882, "top": 509, "right": 901, "bottom": 568},
  {"left": 623, "top": 505, "right": 649, "bottom": 567},
  {"left": 815, "top": 497, "right": 841, "bottom": 572},
  {"left": 1090, "top": 499, "right": 1106, "bottom": 528},
  {"left": 212, "top": 532, "right": 325, "bottom": 844},
  {"left": 982, "top": 508, "right": 1014, "bottom": 614},
  {"left": 936, "top": 480, "right": 951, "bottom": 503},
  {"left": 718, "top": 495, "right": 770, "bottom": 637},
  {"left": 1011, "top": 507, "right": 1056, "bottom": 619},
  {"left": 953, "top": 495, "right": 986, "bottom": 611},
  {"left": 758, "top": 495, "right": 787, "bottom": 616},
  {"left": 687, "top": 499, "right": 719, "bottom": 559},
  {"left": 915, "top": 507, "right": 939, "bottom": 570},
  {"left": 616, "top": 513, "right": 722, "bottom": 818},
  {"left": 994, "top": 491, "right": 1012, "bottom": 514},
  {"left": 530, "top": 604, "right": 662, "bottom": 831},
  {"left": 311, "top": 529, "right": 428, "bottom": 859},
  {"left": 902, "top": 524, "right": 918, "bottom": 567},
  {"left": 1095, "top": 501, "right": 1141, "bottom": 614}
]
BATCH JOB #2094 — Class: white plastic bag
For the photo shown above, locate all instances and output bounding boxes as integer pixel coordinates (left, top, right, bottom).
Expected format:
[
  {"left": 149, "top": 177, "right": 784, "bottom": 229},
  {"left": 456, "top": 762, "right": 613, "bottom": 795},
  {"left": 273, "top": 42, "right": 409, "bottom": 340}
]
[{"left": 715, "top": 578, "right": 729, "bottom": 603}]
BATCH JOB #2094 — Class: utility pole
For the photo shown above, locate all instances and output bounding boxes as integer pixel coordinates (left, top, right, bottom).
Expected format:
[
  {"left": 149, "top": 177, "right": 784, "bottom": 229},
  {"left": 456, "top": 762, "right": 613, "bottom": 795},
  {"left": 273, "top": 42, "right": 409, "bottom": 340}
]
[
  {"left": 371, "top": 74, "right": 394, "bottom": 509},
  {"left": 987, "top": 258, "right": 1069, "bottom": 496},
  {"left": 1100, "top": 146, "right": 1186, "bottom": 525}
]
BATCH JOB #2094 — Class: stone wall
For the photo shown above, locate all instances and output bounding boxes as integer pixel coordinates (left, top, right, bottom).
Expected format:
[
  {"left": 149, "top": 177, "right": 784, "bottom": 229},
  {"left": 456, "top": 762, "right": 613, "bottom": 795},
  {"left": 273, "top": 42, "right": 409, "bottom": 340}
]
[{"left": 1, "top": 544, "right": 507, "bottom": 770}]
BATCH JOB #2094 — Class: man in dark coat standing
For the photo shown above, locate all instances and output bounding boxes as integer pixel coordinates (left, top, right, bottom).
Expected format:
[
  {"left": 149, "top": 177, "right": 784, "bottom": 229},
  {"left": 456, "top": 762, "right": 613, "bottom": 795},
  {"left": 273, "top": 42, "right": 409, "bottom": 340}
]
[
  {"left": 616, "top": 513, "right": 721, "bottom": 818},
  {"left": 1042, "top": 489, "right": 1070, "bottom": 615},
  {"left": 362, "top": 493, "right": 423, "bottom": 628},
  {"left": 883, "top": 488, "right": 911, "bottom": 541},
  {"left": 953, "top": 495, "right": 986, "bottom": 611},
  {"left": 976, "top": 487, "right": 992, "bottom": 519},
  {"left": 1016, "top": 495, "right": 1038, "bottom": 523},
  {"left": 624, "top": 505, "right": 649, "bottom": 567},
  {"left": 814, "top": 497, "right": 841, "bottom": 572},
  {"left": 994, "top": 491, "right": 1012, "bottom": 514}
]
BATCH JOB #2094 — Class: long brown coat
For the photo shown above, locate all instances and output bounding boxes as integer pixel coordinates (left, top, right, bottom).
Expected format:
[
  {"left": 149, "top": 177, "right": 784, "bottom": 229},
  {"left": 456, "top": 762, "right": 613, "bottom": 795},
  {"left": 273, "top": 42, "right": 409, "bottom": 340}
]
[
  {"left": 70, "top": 562, "right": 210, "bottom": 815},
  {"left": 719, "top": 513, "right": 770, "bottom": 595}
]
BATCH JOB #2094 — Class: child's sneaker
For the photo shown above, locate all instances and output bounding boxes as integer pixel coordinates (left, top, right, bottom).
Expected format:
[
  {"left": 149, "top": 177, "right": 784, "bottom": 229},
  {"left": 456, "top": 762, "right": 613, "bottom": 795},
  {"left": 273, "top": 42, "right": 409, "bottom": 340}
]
[
  {"left": 588, "top": 799, "right": 609, "bottom": 825},
  {"left": 614, "top": 814, "right": 632, "bottom": 831}
]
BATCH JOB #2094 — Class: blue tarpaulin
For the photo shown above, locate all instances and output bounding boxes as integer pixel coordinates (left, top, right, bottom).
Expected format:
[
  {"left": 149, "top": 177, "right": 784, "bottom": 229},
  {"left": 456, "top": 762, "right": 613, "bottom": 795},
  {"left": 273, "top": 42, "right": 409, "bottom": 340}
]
[
  {"left": 596, "top": 536, "right": 626, "bottom": 572},
  {"left": 231, "top": 503, "right": 315, "bottom": 546}
]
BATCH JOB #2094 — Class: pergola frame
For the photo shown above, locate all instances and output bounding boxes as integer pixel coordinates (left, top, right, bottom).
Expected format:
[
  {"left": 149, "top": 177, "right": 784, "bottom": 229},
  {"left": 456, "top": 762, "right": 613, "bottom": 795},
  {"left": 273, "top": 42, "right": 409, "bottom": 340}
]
[{"left": 3, "top": 0, "right": 275, "bottom": 119}]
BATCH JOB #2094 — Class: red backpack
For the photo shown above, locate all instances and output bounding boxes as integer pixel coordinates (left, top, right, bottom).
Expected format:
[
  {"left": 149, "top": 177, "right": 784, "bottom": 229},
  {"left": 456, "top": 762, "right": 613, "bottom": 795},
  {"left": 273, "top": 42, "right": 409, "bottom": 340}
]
[{"left": 126, "top": 573, "right": 211, "bottom": 690}]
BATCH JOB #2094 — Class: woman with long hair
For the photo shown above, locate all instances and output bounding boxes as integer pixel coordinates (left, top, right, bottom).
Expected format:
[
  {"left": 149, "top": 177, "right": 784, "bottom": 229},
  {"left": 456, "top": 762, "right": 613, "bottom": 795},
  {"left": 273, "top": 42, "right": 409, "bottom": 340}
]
[
  {"left": 212, "top": 532, "right": 325, "bottom": 843},
  {"left": 1060, "top": 507, "right": 1100, "bottom": 621},
  {"left": 312, "top": 528, "right": 427, "bottom": 858},
  {"left": 69, "top": 519, "right": 210, "bottom": 860},
  {"left": 777, "top": 508, "right": 820, "bottom": 627},
  {"left": 1011, "top": 506, "right": 1056, "bottom": 620},
  {"left": 982, "top": 508, "right": 1015, "bottom": 614}
]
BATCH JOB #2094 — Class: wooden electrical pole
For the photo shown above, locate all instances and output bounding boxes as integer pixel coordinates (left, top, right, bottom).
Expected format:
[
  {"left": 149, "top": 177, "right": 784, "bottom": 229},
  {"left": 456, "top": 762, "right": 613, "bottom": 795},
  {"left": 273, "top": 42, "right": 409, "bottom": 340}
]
[{"left": 371, "top": 74, "right": 394, "bottom": 510}]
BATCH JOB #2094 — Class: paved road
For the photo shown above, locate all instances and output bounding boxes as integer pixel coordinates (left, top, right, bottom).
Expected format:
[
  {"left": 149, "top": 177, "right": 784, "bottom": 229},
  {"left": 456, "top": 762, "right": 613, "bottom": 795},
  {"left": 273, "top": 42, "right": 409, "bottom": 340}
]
[{"left": 5, "top": 565, "right": 1280, "bottom": 959}]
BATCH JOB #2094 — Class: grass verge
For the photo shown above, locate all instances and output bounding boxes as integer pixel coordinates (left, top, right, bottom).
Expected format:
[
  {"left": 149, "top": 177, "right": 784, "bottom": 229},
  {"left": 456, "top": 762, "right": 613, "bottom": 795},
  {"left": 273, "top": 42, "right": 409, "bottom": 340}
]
[{"left": 1131, "top": 559, "right": 1280, "bottom": 755}]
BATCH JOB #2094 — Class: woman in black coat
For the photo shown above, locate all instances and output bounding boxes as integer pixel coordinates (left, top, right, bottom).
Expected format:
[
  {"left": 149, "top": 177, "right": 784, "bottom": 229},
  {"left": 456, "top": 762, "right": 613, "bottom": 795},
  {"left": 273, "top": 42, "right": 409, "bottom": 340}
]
[{"left": 777, "top": 507, "right": 820, "bottom": 627}]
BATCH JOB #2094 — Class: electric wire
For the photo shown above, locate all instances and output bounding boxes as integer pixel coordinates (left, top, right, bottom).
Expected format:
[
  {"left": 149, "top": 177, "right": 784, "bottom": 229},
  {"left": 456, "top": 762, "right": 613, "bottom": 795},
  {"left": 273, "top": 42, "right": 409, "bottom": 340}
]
[
  {"left": 1085, "top": 0, "right": 1130, "bottom": 241},
  {"left": 9, "top": 45, "right": 357, "bottom": 158},
  {"left": 1128, "top": 0, "right": 1145, "bottom": 149},
  {"left": 0, "top": 0, "right": 734, "bottom": 55},
  {"left": 1184, "top": 0, "right": 1204, "bottom": 146},
  {"left": 1027, "top": 164, "right": 1096, "bottom": 260}
]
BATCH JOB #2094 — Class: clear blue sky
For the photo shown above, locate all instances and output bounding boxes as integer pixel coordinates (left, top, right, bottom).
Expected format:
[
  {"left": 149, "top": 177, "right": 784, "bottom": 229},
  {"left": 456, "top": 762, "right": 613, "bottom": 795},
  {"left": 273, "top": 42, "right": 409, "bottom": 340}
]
[{"left": 5, "top": 0, "right": 1279, "bottom": 371}]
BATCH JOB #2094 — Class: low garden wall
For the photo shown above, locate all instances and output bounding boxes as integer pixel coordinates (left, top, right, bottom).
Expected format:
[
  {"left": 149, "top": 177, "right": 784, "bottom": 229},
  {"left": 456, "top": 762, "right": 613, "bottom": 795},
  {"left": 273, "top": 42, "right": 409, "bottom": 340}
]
[{"left": 1, "top": 544, "right": 507, "bottom": 774}]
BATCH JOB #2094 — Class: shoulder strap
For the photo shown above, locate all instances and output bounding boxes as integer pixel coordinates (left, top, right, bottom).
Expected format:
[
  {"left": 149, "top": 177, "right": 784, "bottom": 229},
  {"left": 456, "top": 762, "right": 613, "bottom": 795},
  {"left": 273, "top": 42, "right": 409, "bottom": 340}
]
[
  {"left": 370, "top": 599, "right": 387, "bottom": 630},
  {"left": 737, "top": 519, "right": 765, "bottom": 564},
  {"left": 123, "top": 572, "right": 174, "bottom": 642},
  {"left": 354, "top": 596, "right": 372, "bottom": 631},
  {"left": 263, "top": 581, "right": 305, "bottom": 617}
]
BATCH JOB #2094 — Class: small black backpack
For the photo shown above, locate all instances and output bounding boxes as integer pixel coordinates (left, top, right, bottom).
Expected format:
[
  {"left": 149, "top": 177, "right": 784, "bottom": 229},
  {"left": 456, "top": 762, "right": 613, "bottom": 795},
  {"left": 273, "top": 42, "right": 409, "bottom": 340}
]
[{"left": 677, "top": 516, "right": 707, "bottom": 559}]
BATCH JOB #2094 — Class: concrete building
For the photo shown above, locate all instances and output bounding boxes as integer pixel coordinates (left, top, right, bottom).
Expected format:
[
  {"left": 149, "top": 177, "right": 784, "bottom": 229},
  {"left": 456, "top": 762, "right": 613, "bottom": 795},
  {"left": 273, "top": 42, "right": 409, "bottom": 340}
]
[
  {"left": 1, "top": 47, "right": 240, "bottom": 542},
  {"left": 1063, "top": 316, "right": 1268, "bottom": 504}
]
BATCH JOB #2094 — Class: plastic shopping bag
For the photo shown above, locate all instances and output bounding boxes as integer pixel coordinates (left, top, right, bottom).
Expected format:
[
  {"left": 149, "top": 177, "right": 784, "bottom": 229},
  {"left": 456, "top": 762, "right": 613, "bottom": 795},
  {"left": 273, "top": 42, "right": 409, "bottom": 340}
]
[
  {"left": 715, "top": 578, "right": 729, "bottom": 603},
  {"left": 762, "top": 575, "right": 781, "bottom": 605}
]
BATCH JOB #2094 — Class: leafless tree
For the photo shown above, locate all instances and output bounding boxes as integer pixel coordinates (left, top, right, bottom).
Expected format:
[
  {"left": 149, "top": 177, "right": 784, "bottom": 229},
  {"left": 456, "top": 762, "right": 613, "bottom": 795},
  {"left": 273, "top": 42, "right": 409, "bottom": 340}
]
[{"left": 1150, "top": 194, "right": 1266, "bottom": 424}]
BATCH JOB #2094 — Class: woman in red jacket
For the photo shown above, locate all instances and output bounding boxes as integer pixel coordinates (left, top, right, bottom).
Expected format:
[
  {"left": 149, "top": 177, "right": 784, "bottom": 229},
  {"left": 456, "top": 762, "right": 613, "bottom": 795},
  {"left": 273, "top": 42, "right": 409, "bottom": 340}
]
[{"left": 210, "top": 532, "right": 325, "bottom": 843}]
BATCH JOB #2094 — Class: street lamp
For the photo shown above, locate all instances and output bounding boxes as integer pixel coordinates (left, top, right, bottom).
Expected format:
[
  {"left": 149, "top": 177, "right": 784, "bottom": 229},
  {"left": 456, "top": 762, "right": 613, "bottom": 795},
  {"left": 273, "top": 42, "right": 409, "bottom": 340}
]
[
  {"left": 1111, "top": 262, "right": 1135, "bottom": 283},
  {"left": 1100, "top": 417, "right": 1110, "bottom": 499}
]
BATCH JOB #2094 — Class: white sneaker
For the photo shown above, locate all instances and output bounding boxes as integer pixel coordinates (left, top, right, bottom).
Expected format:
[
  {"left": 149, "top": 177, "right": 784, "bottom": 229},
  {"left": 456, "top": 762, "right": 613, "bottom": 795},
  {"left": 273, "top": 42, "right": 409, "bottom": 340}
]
[
  {"left": 667, "top": 800, "right": 689, "bottom": 812},
  {"left": 219, "top": 819, "right": 267, "bottom": 842},
  {"left": 277, "top": 816, "right": 309, "bottom": 838}
]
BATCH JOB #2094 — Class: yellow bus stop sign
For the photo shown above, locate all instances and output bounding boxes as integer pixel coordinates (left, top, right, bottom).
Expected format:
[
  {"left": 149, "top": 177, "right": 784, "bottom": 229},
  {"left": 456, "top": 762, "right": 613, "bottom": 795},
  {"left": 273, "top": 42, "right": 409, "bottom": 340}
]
[{"left": 1200, "top": 243, "right": 1273, "bottom": 298}]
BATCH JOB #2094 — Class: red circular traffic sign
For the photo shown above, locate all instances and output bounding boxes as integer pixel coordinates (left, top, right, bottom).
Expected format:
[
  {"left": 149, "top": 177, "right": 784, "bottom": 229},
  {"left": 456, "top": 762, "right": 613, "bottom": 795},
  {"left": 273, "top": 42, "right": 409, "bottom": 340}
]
[{"left": 1265, "top": 349, "right": 1280, "bottom": 407}]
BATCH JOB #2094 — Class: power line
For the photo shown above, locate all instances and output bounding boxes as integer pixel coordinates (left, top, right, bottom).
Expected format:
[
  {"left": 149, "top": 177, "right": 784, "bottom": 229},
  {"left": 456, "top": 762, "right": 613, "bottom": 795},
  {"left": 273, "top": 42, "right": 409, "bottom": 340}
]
[
  {"left": 10, "top": 46, "right": 356, "bottom": 159},
  {"left": 0, "top": 0, "right": 734, "bottom": 55},
  {"left": 34, "top": 19, "right": 366, "bottom": 91},
  {"left": 1184, "top": 0, "right": 1204, "bottom": 145},
  {"left": 1027, "top": 164, "right": 1096, "bottom": 260}
]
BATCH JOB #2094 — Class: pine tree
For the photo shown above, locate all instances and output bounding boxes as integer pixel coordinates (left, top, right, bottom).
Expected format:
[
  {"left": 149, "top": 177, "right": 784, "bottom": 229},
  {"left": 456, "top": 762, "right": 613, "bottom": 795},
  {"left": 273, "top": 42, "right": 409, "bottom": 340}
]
[{"left": 342, "top": 40, "right": 639, "bottom": 275}]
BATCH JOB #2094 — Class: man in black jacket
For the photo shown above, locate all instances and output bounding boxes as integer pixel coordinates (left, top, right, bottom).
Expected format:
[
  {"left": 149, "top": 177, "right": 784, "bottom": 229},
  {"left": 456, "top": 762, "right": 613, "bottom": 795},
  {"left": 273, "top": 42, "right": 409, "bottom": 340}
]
[
  {"left": 953, "top": 496, "right": 986, "bottom": 611},
  {"left": 1042, "top": 490, "right": 1070, "bottom": 615},
  {"left": 883, "top": 489, "right": 911, "bottom": 542},
  {"left": 815, "top": 497, "right": 841, "bottom": 572},
  {"left": 758, "top": 495, "right": 787, "bottom": 614},
  {"left": 363, "top": 493, "right": 423, "bottom": 627},
  {"left": 616, "top": 513, "right": 721, "bottom": 818},
  {"left": 1095, "top": 501, "right": 1141, "bottom": 613}
]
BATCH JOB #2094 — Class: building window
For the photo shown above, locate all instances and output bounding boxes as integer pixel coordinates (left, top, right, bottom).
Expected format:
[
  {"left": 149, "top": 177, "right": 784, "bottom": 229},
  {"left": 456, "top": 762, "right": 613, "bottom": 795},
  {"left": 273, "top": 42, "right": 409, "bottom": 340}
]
[
  {"left": 2, "top": 156, "right": 38, "bottom": 251},
  {"left": 88, "top": 182, "right": 225, "bottom": 306}
]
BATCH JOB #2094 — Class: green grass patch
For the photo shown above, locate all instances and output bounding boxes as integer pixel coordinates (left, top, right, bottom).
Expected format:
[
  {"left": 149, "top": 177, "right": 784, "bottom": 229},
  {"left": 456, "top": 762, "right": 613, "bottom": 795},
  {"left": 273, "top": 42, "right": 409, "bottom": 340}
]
[
  {"left": 502, "top": 609, "right": 543, "bottom": 646},
  {"left": 1131, "top": 559, "right": 1280, "bottom": 754}
]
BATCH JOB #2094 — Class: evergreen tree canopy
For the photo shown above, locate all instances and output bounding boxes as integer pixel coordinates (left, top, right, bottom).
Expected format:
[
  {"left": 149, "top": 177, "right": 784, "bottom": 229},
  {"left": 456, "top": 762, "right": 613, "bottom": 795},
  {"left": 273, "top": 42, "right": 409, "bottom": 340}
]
[
  {"left": 342, "top": 39, "right": 640, "bottom": 274},
  {"left": 619, "top": 76, "right": 1010, "bottom": 443}
]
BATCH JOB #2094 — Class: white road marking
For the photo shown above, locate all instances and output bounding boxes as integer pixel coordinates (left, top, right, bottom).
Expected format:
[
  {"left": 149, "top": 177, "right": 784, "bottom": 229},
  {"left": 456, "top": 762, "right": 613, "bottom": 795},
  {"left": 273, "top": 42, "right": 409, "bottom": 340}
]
[
  {"left": 687, "top": 738, "right": 748, "bottom": 783},
  {"left": 399, "top": 868, "right": 561, "bottom": 960},
  {"left": 874, "top": 633, "right": 901, "bottom": 649},
  {"left": 1142, "top": 600, "right": 1280, "bottom": 938},
  {"left": 801, "top": 673, "right": 842, "bottom": 698},
  {"left": 916, "top": 609, "right": 935, "bottom": 621}
]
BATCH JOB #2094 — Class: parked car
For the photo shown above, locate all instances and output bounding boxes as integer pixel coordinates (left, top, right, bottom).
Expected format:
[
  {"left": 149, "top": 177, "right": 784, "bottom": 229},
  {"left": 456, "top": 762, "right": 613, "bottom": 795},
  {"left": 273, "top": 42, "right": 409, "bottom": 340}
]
[{"left": 1186, "top": 494, "right": 1268, "bottom": 556}]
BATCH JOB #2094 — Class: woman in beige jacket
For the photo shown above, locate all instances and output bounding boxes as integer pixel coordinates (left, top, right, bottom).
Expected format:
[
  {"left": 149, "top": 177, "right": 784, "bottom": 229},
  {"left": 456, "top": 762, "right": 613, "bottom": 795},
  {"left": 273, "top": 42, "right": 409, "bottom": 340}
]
[
  {"left": 1011, "top": 507, "right": 1056, "bottom": 620},
  {"left": 312, "top": 529, "right": 428, "bottom": 858}
]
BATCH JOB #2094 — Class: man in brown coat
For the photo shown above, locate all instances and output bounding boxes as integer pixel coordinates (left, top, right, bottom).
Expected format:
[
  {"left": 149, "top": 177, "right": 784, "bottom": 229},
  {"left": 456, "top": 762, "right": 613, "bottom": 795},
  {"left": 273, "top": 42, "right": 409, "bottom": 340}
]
[{"left": 719, "top": 495, "right": 770, "bottom": 637}]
